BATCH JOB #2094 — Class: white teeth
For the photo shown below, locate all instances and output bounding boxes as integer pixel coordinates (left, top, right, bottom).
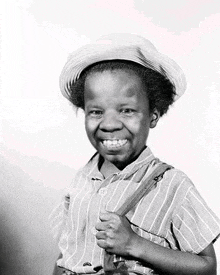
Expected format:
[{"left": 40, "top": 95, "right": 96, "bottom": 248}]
[{"left": 102, "top": 139, "right": 127, "bottom": 148}]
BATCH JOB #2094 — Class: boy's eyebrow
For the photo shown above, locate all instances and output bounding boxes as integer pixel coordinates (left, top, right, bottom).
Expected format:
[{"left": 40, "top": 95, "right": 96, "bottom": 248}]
[
  {"left": 119, "top": 102, "right": 137, "bottom": 107},
  {"left": 85, "top": 103, "right": 103, "bottom": 109}
]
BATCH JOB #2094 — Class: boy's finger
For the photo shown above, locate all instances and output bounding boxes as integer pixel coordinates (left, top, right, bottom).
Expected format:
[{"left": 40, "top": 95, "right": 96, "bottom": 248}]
[
  {"left": 95, "top": 221, "right": 109, "bottom": 231},
  {"left": 99, "top": 211, "right": 116, "bottom": 221},
  {"left": 96, "top": 239, "right": 108, "bottom": 249},
  {"left": 96, "top": 231, "right": 106, "bottom": 240}
]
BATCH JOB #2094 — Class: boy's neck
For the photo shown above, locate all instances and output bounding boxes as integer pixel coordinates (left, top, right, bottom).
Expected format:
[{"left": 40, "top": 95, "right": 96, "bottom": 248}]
[{"left": 99, "top": 158, "right": 121, "bottom": 179}]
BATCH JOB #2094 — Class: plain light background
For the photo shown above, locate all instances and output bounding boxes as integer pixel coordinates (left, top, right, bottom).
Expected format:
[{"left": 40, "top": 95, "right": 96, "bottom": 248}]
[{"left": 1, "top": 0, "right": 220, "bottom": 274}]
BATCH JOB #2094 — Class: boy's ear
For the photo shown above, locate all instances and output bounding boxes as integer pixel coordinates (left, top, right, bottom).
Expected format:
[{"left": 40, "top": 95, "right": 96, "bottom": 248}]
[{"left": 150, "top": 110, "right": 160, "bottom": 128}]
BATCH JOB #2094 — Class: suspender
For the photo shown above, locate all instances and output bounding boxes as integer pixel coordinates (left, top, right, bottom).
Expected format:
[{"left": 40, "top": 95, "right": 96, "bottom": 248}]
[{"left": 104, "top": 163, "right": 173, "bottom": 273}]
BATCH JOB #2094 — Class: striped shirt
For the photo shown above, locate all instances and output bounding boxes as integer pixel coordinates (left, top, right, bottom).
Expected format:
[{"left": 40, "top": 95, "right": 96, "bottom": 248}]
[{"left": 50, "top": 147, "right": 220, "bottom": 274}]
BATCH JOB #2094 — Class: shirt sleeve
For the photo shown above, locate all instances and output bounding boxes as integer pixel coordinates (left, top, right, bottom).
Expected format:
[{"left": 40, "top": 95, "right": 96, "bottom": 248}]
[
  {"left": 49, "top": 171, "right": 79, "bottom": 242},
  {"left": 172, "top": 184, "right": 220, "bottom": 254},
  {"left": 49, "top": 191, "right": 70, "bottom": 242}
]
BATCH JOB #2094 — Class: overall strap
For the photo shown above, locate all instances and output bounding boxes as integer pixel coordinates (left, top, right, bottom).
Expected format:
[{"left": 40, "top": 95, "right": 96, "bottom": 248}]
[
  {"left": 103, "top": 162, "right": 173, "bottom": 273},
  {"left": 115, "top": 163, "right": 173, "bottom": 216}
]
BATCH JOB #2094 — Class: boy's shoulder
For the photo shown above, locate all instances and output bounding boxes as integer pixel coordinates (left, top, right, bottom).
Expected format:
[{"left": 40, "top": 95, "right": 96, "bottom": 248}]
[
  {"left": 159, "top": 167, "right": 196, "bottom": 197},
  {"left": 164, "top": 167, "right": 193, "bottom": 184}
]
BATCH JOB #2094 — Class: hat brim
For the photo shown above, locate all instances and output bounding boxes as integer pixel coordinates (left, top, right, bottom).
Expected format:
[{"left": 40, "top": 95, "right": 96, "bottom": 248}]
[{"left": 60, "top": 35, "right": 186, "bottom": 102}]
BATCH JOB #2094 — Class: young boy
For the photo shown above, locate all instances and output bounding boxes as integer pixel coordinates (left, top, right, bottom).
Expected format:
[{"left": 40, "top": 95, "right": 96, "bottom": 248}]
[{"left": 51, "top": 33, "right": 220, "bottom": 275}]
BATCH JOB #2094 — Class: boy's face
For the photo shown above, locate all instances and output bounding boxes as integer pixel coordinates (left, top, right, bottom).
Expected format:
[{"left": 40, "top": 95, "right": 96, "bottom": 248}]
[{"left": 84, "top": 69, "right": 159, "bottom": 170}]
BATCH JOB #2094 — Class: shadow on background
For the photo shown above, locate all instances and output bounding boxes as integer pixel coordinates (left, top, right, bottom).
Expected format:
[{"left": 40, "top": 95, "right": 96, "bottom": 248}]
[
  {"left": 0, "top": 202, "right": 29, "bottom": 275},
  {"left": 0, "top": 153, "right": 69, "bottom": 275}
]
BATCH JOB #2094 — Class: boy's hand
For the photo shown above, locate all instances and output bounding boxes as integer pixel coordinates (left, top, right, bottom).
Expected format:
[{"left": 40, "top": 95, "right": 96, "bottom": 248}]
[
  {"left": 95, "top": 213, "right": 218, "bottom": 275},
  {"left": 95, "top": 211, "right": 138, "bottom": 257}
]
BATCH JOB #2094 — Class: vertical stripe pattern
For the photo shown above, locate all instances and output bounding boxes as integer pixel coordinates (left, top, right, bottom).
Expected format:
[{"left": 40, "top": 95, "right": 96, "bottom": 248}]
[{"left": 50, "top": 147, "right": 220, "bottom": 274}]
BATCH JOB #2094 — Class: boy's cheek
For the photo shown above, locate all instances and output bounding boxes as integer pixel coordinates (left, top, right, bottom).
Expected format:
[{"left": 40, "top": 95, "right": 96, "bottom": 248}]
[{"left": 85, "top": 120, "right": 97, "bottom": 134}]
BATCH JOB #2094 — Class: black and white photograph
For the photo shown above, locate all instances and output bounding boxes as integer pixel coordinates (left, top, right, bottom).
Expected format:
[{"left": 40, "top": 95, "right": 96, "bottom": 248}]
[{"left": 1, "top": 1, "right": 220, "bottom": 274}]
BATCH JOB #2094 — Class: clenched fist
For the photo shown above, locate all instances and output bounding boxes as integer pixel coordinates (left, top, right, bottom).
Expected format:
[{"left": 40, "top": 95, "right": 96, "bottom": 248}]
[{"left": 95, "top": 211, "right": 138, "bottom": 257}]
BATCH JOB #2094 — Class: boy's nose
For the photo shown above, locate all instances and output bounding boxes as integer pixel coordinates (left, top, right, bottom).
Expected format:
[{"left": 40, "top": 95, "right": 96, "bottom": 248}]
[{"left": 99, "top": 112, "right": 123, "bottom": 132}]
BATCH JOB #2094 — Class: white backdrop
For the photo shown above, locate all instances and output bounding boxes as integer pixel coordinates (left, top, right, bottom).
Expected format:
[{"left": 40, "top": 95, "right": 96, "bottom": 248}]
[{"left": 1, "top": 0, "right": 220, "bottom": 274}]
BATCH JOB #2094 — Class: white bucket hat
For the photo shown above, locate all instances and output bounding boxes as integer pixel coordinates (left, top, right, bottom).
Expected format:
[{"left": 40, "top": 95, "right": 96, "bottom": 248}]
[{"left": 60, "top": 33, "right": 186, "bottom": 101}]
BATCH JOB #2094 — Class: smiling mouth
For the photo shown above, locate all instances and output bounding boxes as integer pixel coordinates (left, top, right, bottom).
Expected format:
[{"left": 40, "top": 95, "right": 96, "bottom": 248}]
[{"left": 102, "top": 139, "right": 127, "bottom": 149}]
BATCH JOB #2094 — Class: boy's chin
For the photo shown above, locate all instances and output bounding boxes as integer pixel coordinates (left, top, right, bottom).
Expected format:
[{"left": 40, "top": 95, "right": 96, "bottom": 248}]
[
  {"left": 100, "top": 147, "right": 146, "bottom": 170},
  {"left": 102, "top": 154, "right": 131, "bottom": 170}
]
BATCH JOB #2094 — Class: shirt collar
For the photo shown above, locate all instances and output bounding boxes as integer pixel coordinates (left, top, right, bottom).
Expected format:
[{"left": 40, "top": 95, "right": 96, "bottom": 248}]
[
  {"left": 82, "top": 147, "right": 156, "bottom": 180},
  {"left": 121, "top": 146, "right": 156, "bottom": 175}
]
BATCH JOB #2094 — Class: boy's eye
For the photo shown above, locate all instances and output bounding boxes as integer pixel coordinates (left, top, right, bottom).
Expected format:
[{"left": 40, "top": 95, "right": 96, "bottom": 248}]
[
  {"left": 88, "top": 110, "right": 103, "bottom": 117},
  {"left": 121, "top": 109, "right": 135, "bottom": 116}
]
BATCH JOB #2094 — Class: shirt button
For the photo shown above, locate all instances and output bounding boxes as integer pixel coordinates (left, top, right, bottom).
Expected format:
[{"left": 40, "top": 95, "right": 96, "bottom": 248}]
[
  {"left": 98, "top": 188, "right": 107, "bottom": 196},
  {"left": 83, "top": 262, "right": 92, "bottom": 266}
]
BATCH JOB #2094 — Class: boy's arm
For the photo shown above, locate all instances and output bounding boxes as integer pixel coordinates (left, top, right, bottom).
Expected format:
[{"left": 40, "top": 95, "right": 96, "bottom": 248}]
[
  {"left": 130, "top": 233, "right": 216, "bottom": 275},
  {"left": 96, "top": 212, "right": 217, "bottom": 275}
]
